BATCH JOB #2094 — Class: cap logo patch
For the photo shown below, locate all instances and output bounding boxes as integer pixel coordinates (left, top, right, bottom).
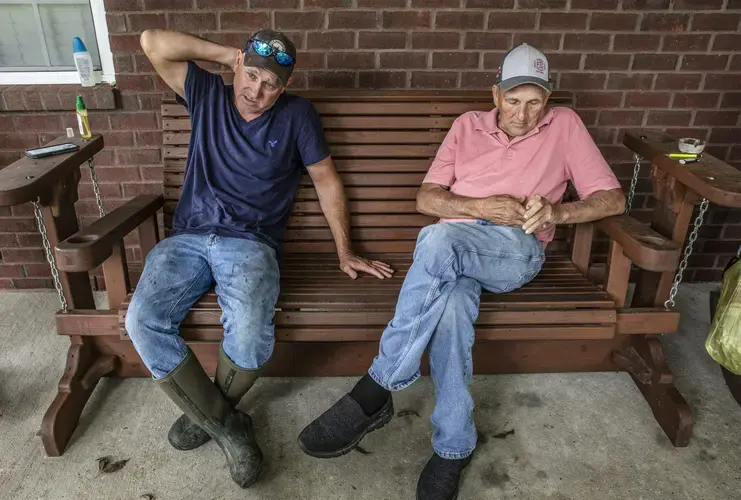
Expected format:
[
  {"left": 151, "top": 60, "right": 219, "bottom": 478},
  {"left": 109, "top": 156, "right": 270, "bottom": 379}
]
[
  {"left": 534, "top": 58, "right": 546, "bottom": 75},
  {"left": 269, "top": 39, "right": 286, "bottom": 53}
]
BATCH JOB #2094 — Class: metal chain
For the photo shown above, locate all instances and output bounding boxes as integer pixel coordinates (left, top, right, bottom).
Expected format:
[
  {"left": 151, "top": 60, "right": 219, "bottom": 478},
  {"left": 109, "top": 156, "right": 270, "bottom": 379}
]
[
  {"left": 665, "top": 198, "right": 710, "bottom": 309},
  {"left": 87, "top": 157, "right": 105, "bottom": 218},
  {"left": 32, "top": 200, "right": 69, "bottom": 313},
  {"left": 625, "top": 153, "right": 642, "bottom": 214}
]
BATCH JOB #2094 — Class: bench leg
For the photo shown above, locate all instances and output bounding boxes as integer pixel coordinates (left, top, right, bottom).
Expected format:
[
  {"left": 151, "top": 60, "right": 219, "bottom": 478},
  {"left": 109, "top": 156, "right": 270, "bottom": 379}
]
[
  {"left": 41, "top": 336, "right": 118, "bottom": 456},
  {"left": 613, "top": 335, "right": 692, "bottom": 447}
]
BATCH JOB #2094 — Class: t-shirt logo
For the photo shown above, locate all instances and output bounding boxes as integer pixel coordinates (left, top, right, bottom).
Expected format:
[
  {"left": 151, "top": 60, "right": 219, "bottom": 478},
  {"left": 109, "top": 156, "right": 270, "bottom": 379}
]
[
  {"left": 534, "top": 58, "right": 546, "bottom": 75},
  {"left": 269, "top": 140, "right": 278, "bottom": 148}
]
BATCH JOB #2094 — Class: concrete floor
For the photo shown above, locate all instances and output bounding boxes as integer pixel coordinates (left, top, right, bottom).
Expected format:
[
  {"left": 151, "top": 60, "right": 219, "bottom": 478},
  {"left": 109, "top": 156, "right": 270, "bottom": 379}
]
[{"left": 0, "top": 286, "right": 740, "bottom": 500}]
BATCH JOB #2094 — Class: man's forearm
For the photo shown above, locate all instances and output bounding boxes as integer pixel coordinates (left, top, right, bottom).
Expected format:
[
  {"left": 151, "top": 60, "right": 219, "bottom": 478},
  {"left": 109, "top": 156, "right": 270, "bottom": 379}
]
[
  {"left": 315, "top": 175, "right": 353, "bottom": 257},
  {"left": 416, "top": 184, "right": 481, "bottom": 219},
  {"left": 141, "top": 29, "right": 236, "bottom": 67},
  {"left": 555, "top": 189, "right": 626, "bottom": 225}
]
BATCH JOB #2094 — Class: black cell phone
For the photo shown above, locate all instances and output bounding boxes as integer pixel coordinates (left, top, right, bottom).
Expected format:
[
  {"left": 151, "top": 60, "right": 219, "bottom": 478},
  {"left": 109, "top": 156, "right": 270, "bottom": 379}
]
[{"left": 25, "top": 142, "right": 80, "bottom": 159}]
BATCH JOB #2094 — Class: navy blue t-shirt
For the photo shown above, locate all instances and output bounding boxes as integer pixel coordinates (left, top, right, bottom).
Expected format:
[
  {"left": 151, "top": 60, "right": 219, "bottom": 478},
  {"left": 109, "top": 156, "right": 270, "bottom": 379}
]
[{"left": 171, "top": 61, "right": 330, "bottom": 251}]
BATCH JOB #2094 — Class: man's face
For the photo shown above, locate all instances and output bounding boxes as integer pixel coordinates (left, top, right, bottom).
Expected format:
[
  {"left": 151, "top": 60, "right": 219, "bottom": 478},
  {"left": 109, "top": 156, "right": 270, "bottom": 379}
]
[
  {"left": 232, "top": 51, "right": 288, "bottom": 115},
  {"left": 492, "top": 84, "right": 549, "bottom": 137}
]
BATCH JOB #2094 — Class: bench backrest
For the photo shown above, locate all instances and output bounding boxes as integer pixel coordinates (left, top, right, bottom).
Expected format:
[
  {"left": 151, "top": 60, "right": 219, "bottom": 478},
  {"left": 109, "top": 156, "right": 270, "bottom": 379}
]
[{"left": 161, "top": 90, "right": 574, "bottom": 255}]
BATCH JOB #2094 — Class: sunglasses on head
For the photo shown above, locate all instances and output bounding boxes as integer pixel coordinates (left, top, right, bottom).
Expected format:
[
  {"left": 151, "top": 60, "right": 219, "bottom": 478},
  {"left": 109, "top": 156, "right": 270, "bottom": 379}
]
[{"left": 248, "top": 38, "right": 294, "bottom": 67}]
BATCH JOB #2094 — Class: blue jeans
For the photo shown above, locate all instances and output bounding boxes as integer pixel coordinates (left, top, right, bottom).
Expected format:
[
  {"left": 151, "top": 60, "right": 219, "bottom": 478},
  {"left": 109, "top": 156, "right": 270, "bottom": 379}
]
[
  {"left": 369, "top": 222, "right": 545, "bottom": 459},
  {"left": 125, "top": 233, "right": 280, "bottom": 379}
]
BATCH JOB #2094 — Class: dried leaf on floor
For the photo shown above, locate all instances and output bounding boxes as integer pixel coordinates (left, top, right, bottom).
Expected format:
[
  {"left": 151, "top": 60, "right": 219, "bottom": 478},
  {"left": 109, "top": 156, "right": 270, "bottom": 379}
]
[
  {"left": 97, "top": 456, "right": 111, "bottom": 472},
  {"left": 140, "top": 494, "right": 155, "bottom": 500},
  {"left": 355, "top": 446, "right": 371, "bottom": 455},
  {"left": 397, "top": 409, "right": 421, "bottom": 418},
  {"left": 97, "top": 456, "right": 129, "bottom": 473},
  {"left": 492, "top": 429, "right": 515, "bottom": 439}
]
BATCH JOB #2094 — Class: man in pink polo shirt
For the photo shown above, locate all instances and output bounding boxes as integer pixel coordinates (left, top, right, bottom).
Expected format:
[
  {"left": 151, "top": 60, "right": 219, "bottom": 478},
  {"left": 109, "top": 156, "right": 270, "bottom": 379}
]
[{"left": 299, "top": 44, "right": 625, "bottom": 499}]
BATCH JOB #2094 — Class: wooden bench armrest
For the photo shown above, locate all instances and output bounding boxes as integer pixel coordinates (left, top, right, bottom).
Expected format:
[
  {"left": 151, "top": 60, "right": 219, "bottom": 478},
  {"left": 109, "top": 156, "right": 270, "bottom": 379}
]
[
  {"left": 55, "top": 194, "right": 163, "bottom": 272},
  {"left": 595, "top": 215, "right": 681, "bottom": 272},
  {"left": 623, "top": 130, "right": 741, "bottom": 208}
]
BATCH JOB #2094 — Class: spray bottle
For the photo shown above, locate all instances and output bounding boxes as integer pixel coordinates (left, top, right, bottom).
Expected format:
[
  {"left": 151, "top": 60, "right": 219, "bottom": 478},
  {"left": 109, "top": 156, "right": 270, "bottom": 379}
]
[{"left": 76, "top": 95, "right": 92, "bottom": 140}]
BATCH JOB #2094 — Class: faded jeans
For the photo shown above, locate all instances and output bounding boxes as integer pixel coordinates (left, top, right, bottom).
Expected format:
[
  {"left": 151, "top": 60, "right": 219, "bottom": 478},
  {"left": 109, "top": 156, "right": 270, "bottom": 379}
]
[
  {"left": 368, "top": 221, "right": 545, "bottom": 459},
  {"left": 125, "top": 233, "right": 280, "bottom": 379}
]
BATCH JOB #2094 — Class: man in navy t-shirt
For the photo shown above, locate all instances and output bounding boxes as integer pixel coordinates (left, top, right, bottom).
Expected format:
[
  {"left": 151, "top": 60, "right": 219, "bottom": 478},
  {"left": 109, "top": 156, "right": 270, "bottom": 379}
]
[{"left": 125, "top": 28, "right": 393, "bottom": 488}]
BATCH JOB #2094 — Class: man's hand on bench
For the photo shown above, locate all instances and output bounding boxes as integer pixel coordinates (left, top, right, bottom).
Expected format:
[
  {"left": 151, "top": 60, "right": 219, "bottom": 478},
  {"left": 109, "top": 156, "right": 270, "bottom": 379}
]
[{"left": 339, "top": 253, "right": 394, "bottom": 280}]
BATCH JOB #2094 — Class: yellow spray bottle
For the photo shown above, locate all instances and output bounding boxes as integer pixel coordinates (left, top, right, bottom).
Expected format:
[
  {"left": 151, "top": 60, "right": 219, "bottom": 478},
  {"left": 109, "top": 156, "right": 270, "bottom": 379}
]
[{"left": 76, "top": 95, "right": 92, "bottom": 140}]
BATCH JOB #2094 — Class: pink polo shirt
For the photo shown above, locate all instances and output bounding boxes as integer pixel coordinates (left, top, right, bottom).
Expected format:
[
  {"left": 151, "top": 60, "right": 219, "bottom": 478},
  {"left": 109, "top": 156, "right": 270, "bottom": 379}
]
[{"left": 423, "top": 107, "right": 621, "bottom": 243}]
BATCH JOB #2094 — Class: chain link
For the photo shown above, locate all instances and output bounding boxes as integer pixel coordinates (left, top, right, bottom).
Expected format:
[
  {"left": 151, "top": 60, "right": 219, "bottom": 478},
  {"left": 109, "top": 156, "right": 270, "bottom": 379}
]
[
  {"left": 625, "top": 153, "right": 642, "bottom": 214},
  {"left": 88, "top": 158, "right": 105, "bottom": 218},
  {"left": 665, "top": 198, "right": 710, "bottom": 309},
  {"left": 32, "top": 200, "right": 68, "bottom": 313}
]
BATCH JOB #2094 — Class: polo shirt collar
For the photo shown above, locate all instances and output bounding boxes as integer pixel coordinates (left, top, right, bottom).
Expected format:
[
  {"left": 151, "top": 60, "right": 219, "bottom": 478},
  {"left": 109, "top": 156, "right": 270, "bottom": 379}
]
[{"left": 474, "top": 108, "right": 555, "bottom": 140}]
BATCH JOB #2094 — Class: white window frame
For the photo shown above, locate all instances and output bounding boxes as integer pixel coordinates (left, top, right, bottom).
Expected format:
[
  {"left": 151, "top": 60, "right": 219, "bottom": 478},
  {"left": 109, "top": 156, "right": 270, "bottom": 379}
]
[{"left": 0, "top": 0, "right": 115, "bottom": 85}]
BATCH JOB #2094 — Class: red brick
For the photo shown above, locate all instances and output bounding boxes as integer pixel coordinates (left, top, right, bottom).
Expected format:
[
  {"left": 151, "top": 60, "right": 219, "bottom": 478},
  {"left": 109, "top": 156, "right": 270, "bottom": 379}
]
[
  {"left": 694, "top": 111, "right": 740, "bottom": 126},
  {"left": 0, "top": 152, "right": 22, "bottom": 167},
  {"left": 411, "top": 32, "right": 460, "bottom": 49},
  {"left": 731, "top": 145, "right": 741, "bottom": 161},
  {"left": 412, "top": 0, "right": 457, "bottom": 4},
  {"left": 411, "top": 72, "right": 458, "bottom": 88},
  {"left": 10, "top": 205, "right": 33, "bottom": 217},
  {"left": 705, "top": 74, "right": 739, "bottom": 90},
  {"left": 305, "top": 0, "right": 351, "bottom": 6},
  {"left": 461, "top": 72, "right": 499, "bottom": 88},
  {"left": 646, "top": 110, "right": 692, "bottom": 126},
  {"left": 296, "top": 52, "right": 326, "bottom": 70},
  {"left": 465, "top": 33, "right": 511, "bottom": 50},
  {"left": 632, "top": 54, "right": 678, "bottom": 71},
  {"left": 327, "top": 53, "right": 375, "bottom": 69},
  {"left": 116, "top": 148, "right": 161, "bottom": 165},
  {"left": 136, "top": 131, "right": 163, "bottom": 147},
  {"left": 104, "top": 0, "right": 142, "bottom": 11},
  {"left": 168, "top": 13, "right": 216, "bottom": 32},
  {"left": 625, "top": 92, "right": 671, "bottom": 108},
  {"left": 144, "top": 0, "right": 191, "bottom": 8},
  {"left": 138, "top": 94, "right": 163, "bottom": 111},
  {"left": 90, "top": 149, "right": 116, "bottom": 167},
  {"left": 116, "top": 74, "right": 155, "bottom": 93},
  {"left": 622, "top": 0, "right": 670, "bottom": 8},
  {"left": 1, "top": 87, "right": 25, "bottom": 111},
  {"left": 518, "top": 0, "right": 566, "bottom": 7},
  {"left": 588, "top": 128, "right": 617, "bottom": 145},
  {"left": 432, "top": 52, "right": 479, "bottom": 69},
  {"left": 358, "top": 31, "right": 407, "bottom": 49},
  {"left": 467, "top": 0, "right": 514, "bottom": 6},
  {"left": 122, "top": 182, "right": 163, "bottom": 197},
  {"left": 358, "top": 71, "right": 407, "bottom": 89},
  {"left": 654, "top": 73, "right": 702, "bottom": 90},
  {"left": 613, "top": 34, "right": 661, "bottom": 52},
  {"left": 0, "top": 116, "right": 13, "bottom": 131},
  {"left": 702, "top": 240, "right": 741, "bottom": 253},
  {"left": 435, "top": 11, "right": 485, "bottom": 30},
  {"left": 106, "top": 13, "right": 127, "bottom": 33},
  {"left": 114, "top": 54, "right": 134, "bottom": 74},
  {"left": 729, "top": 0, "right": 741, "bottom": 8},
  {"left": 673, "top": 93, "right": 720, "bottom": 108},
  {"left": 14, "top": 278, "right": 54, "bottom": 289},
  {"left": 589, "top": 13, "right": 637, "bottom": 31},
  {"left": 219, "top": 12, "right": 269, "bottom": 30},
  {"left": 692, "top": 14, "right": 740, "bottom": 32},
  {"left": 572, "top": 0, "right": 618, "bottom": 7},
  {"left": 563, "top": 34, "right": 610, "bottom": 51},
  {"left": 110, "top": 112, "right": 158, "bottom": 130},
  {"left": 721, "top": 93, "right": 741, "bottom": 108},
  {"left": 663, "top": 35, "right": 710, "bottom": 51},
  {"left": 576, "top": 92, "right": 622, "bottom": 108},
  {"left": 540, "top": 13, "right": 588, "bottom": 31},
  {"left": 713, "top": 35, "right": 741, "bottom": 51},
  {"left": 641, "top": 14, "right": 689, "bottom": 32},
  {"left": 547, "top": 54, "right": 581, "bottom": 70},
  {"left": 0, "top": 234, "right": 17, "bottom": 248},
  {"left": 109, "top": 34, "right": 144, "bottom": 52},
  {"left": 308, "top": 71, "right": 355, "bottom": 88},
  {"left": 2, "top": 248, "right": 45, "bottom": 263},
  {"left": 93, "top": 166, "right": 142, "bottom": 183},
  {"left": 141, "top": 166, "right": 164, "bottom": 181},
  {"left": 328, "top": 11, "right": 379, "bottom": 29},
  {"left": 0, "top": 134, "right": 40, "bottom": 149},
  {"left": 383, "top": 10, "right": 430, "bottom": 29},
  {"left": 607, "top": 73, "right": 654, "bottom": 90},
  {"left": 380, "top": 52, "right": 427, "bottom": 69},
  {"left": 309, "top": 32, "right": 356, "bottom": 50},
  {"left": 599, "top": 110, "right": 644, "bottom": 126},
  {"left": 24, "top": 263, "right": 57, "bottom": 278},
  {"left": 79, "top": 182, "right": 122, "bottom": 200},
  {"left": 104, "top": 131, "right": 137, "bottom": 147},
  {"left": 487, "top": 12, "right": 535, "bottom": 30},
  {"left": 0, "top": 265, "right": 24, "bottom": 279},
  {"left": 681, "top": 54, "right": 729, "bottom": 71},
  {"left": 482, "top": 52, "right": 508, "bottom": 69},
  {"left": 359, "top": 0, "right": 404, "bottom": 5},
  {"left": 12, "top": 114, "right": 61, "bottom": 132},
  {"left": 127, "top": 13, "right": 166, "bottom": 31},
  {"left": 560, "top": 73, "right": 606, "bottom": 90},
  {"left": 275, "top": 11, "right": 324, "bottom": 30},
  {"left": 692, "top": 269, "right": 724, "bottom": 282},
  {"left": 706, "top": 145, "right": 730, "bottom": 160},
  {"left": 513, "top": 33, "right": 562, "bottom": 51},
  {"left": 674, "top": 0, "right": 724, "bottom": 8},
  {"left": 585, "top": 54, "right": 631, "bottom": 70}
]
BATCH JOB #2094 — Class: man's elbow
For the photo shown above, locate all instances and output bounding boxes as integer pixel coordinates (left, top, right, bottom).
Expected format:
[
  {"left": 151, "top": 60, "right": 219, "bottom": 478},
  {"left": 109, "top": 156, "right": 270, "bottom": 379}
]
[
  {"left": 612, "top": 190, "right": 627, "bottom": 215},
  {"left": 140, "top": 29, "right": 161, "bottom": 55},
  {"left": 416, "top": 190, "right": 432, "bottom": 215}
]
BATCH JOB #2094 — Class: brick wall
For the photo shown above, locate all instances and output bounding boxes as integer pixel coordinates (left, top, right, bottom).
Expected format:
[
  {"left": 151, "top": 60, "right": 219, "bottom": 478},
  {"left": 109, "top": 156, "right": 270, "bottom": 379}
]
[{"left": 0, "top": 0, "right": 740, "bottom": 288}]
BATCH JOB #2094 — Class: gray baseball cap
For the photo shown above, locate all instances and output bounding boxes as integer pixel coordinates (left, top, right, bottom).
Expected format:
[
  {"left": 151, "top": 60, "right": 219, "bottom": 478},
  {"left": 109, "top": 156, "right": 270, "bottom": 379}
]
[{"left": 496, "top": 43, "right": 552, "bottom": 93}]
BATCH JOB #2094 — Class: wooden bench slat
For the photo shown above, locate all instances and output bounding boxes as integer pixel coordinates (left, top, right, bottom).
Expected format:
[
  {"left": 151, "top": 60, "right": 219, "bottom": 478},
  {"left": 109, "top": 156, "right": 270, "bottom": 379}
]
[
  {"left": 164, "top": 159, "right": 434, "bottom": 173},
  {"left": 163, "top": 172, "right": 427, "bottom": 187},
  {"left": 164, "top": 130, "right": 451, "bottom": 146},
  {"left": 164, "top": 144, "right": 441, "bottom": 160}
]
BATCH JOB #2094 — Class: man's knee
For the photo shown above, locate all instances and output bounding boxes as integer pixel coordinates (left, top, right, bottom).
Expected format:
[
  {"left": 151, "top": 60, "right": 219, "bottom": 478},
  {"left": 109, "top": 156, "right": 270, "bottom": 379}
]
[{"left": 441, "top": 279, "right": 480, "bottom": 323}]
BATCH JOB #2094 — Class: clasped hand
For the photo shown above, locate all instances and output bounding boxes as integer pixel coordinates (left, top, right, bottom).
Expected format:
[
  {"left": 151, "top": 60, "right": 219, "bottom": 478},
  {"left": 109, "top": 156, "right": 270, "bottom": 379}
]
[{"left": 476, "top": 194, "right": 559, "bottom": 235}]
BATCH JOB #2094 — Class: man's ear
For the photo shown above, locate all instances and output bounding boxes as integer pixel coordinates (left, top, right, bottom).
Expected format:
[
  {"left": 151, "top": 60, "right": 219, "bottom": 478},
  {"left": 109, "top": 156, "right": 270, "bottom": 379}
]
[
  {"left": 234, "top": 50, "right": 243, "bottom": 70},
  {"left": 492, "top": 84, "right": 501, "bottom": 107},
  {"left": 281, "top": 75, "right": 293, "bottom": 93}
]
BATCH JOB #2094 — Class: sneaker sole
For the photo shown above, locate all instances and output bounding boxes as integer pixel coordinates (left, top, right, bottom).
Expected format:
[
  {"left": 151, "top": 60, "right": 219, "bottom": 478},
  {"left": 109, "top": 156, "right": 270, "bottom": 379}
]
[{"left": 297, "top": 403, "right": 393, "bottom": 459}]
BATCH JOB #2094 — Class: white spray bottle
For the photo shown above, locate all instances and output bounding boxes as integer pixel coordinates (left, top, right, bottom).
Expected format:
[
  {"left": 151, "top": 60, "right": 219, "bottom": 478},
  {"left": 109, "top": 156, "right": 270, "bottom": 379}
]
[{"left": 73, "top": 37, "right": 95, "bottom": 87}]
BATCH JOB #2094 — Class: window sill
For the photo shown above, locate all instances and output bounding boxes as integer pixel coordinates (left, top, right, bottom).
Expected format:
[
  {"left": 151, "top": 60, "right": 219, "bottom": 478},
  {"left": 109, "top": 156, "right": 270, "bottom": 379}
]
[{"left": 0, "top": 84, "right": 117, "bottom": 112}]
